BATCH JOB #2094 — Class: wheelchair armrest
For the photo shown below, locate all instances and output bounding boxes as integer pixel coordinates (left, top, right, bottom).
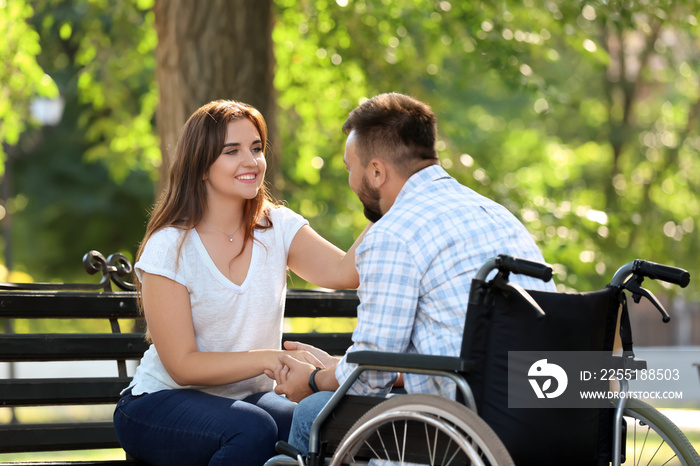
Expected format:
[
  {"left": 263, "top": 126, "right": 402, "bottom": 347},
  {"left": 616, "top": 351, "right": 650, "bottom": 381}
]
[{"left": 346, "top": 350, "right": 474, "bottom": 373}]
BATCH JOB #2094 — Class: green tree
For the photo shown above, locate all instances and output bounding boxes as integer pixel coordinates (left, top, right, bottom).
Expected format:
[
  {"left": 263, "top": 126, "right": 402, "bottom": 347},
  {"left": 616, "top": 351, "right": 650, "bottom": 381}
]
[
  {"left": 29, "top": 0, "right": 159, "bottom": 182},
  {"left": 1, "top": 0, "right": 698, "bottom": 302},
  {"left": 153, "top": 0, "right": 277, "bottom": 194},
  {"left": 2, "top": 0, "right": 156, "bottom": 280},
  {"left": 273, "top": 0, "right": 700, "bottom": 297}
]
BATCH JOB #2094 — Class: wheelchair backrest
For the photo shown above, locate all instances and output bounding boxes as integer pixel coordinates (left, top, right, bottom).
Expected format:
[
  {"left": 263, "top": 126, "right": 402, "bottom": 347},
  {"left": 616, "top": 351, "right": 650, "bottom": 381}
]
[{"left": 461, "top": 281, "right": 620, "bottom": 466}]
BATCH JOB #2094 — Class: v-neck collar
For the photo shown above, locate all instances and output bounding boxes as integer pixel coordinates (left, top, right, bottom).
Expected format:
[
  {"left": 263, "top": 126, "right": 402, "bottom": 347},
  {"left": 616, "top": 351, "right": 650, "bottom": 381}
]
[{"left": 191, "top": 228, "right": 258, "bottom": 292}]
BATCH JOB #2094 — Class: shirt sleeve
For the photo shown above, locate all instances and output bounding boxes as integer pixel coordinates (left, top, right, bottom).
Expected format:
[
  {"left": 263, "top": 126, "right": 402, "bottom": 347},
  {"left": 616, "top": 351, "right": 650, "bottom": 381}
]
[
  {"left": 335, "top": 229, "right": 421, "bottom": 396},
  {"left": 134, "top": 228, "right": 188, "bottom": 288},
  {"left": 268, "top": 205, "right": 309, "bottom": 254}
]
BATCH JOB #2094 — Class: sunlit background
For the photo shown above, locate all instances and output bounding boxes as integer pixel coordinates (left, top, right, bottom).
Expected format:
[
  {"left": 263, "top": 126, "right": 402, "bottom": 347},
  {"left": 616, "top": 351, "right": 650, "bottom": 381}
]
[{"left": 1, "top": 0, "right": 699, "bottom": 460}]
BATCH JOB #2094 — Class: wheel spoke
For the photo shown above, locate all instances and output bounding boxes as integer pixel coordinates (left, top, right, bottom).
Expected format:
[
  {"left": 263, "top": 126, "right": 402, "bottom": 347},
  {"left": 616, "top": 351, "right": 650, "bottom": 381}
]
[
  {"left": 362, "top": 438, "right": 381, "bottom": 461},
  {"left": 637, "top": 424, "right": 650, "bottom": 466},
  {"left": 377, "top": 427, "right": 390, "bottom": 461},
  {"left": 659, "top": 456, "right": 677, "bottom": 466},
  {"left": 432, "top": 424, "right": 440, "bottom": 466},
  {"left": 401, "top": 419, "right": 408, "bottom": 463},
  {"left": 440, "top": 436, "right": 454, "bottom": 465},
  {"left": 444, "top": 442, "right": 462, "bottom": 466},
  {"left": 391, "top": 421, "right": 402, "bottom": 462},
  {"left": 424, "top": 422, "right": 437, "bottom": 465},
  {"left": 645, "top": 439, "right": 663, "bottom": 465}
]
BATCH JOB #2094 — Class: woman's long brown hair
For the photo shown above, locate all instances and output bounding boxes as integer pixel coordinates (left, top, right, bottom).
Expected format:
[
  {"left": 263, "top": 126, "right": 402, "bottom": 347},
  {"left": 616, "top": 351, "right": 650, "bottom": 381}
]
[{"left": 136, "top": 100, "right": 275, "bottom": 298}]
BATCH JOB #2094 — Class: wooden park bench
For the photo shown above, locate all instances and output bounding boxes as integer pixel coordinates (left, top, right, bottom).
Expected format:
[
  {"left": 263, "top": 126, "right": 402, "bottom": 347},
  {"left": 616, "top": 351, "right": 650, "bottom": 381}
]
[{"left": 0, "top": 250, "right": 359, "bottom": 465}]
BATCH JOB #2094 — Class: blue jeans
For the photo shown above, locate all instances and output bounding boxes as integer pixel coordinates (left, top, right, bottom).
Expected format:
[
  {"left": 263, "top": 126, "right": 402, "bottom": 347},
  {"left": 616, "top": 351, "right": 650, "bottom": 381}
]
[
  {"left": 113, "top": 389, "right": 296, "bottom": 466},
  {"left": 287, "top": 391, "right": 334, "bottom": 456}
]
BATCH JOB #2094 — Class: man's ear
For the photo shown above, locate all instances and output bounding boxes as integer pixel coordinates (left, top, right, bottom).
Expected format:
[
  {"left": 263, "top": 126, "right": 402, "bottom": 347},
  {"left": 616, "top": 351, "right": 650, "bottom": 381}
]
[{"left": 368, "top": 158, "right": 388, "bottom": 188}]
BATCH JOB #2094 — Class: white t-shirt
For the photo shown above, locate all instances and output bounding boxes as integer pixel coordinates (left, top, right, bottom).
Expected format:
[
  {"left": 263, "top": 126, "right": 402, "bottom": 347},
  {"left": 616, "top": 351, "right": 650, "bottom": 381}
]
[{"left": 126, "top": 206, "right": 308, "bottom": 400}]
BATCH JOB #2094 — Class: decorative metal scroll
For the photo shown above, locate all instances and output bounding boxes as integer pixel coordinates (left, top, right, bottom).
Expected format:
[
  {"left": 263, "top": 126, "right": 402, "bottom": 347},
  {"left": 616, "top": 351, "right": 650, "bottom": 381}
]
[
  {"left": 82, "top": 250, "right": 136, "bottom": 291},
  {"left": 0, "top": 250, "right": 136, "bottom": 291}
]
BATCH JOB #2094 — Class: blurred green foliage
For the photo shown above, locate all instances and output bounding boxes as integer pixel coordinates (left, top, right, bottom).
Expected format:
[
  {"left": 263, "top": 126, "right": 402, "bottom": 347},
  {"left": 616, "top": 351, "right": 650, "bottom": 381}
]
[
  {"left": 1, "top": 0, "right": 698, "bottom": 300},
  {"left": 0, "top": 0, "right": 58, "bottom": 161}
]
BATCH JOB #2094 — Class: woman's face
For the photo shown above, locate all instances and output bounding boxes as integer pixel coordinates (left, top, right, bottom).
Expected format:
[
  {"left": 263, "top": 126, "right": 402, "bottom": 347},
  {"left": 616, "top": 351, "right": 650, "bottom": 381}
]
[{"left": 204, "top": 118, "right": 267, "bottom": 203}]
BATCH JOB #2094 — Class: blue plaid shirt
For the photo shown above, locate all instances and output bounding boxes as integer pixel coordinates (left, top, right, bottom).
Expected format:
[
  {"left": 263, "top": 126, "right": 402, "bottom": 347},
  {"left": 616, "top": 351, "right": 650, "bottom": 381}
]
[{"left": 335, "top": 165, "right": 556, "bottom": 398}]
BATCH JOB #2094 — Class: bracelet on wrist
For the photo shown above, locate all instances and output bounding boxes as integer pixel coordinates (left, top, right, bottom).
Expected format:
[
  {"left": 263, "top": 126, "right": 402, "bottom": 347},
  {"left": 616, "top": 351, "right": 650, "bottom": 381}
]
[{"left": 308, "top": 367, "right": 322, "bottom": 393}]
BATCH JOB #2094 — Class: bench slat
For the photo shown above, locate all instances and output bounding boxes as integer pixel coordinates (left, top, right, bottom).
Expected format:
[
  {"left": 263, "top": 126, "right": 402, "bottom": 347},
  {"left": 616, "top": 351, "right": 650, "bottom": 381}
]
[
  {"left": 0, "top": 377, "right": 132, "bottom": 406},
  {"left": 0, "top": 421, "right": 120, "bottom": 453},
  {"left": 0, "top": 289, "right": 359, "bottom": 319},
  {"left": 0, "top": 292, "right": 139, "bottom": 319},
  {"left": 0, "top": 334, "right": 148, "bottom": 362},
  {"left": 0, "top": 333, "right": 350, "bottom": 363},
  {"left": 284, "top": 289, "right": 359, "bottom": 318},
  {"left": 283, "top": 333, "right": 353, "bottom": 355},
  {"left": 0, "top": 290, "right": 359, "bottom": 319}
]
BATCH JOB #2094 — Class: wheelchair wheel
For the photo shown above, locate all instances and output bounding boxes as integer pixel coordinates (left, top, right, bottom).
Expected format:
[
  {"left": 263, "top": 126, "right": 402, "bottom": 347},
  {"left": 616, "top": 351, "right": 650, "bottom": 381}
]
[
  {"left": 623, "top": 398, "right": 700, "bottom": 466},
  {"left": 329, "top": 394, "right": 514, "bottom": 466}
]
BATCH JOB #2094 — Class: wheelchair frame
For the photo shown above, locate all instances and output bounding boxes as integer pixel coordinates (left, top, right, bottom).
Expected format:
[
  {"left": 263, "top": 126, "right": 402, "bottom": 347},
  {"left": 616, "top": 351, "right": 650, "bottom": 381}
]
[{"left": 270, "top": 255, "right": 697, "bottom": 466}]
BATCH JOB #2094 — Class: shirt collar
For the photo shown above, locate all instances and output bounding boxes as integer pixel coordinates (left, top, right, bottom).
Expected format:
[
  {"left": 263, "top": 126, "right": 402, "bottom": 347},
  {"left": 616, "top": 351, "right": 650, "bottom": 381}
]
[{"left": 394, "top": 164, "right": 451, "bottom": 203}]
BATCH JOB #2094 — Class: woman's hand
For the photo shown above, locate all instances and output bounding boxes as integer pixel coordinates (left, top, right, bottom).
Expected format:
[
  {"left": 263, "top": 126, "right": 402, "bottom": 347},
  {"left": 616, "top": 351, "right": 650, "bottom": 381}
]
[
  {"left": 283, "top": 340, "right": 340, "bottom": 368},
  {"left": 283, "top": 348, "right": 324, "bottom": 368}
]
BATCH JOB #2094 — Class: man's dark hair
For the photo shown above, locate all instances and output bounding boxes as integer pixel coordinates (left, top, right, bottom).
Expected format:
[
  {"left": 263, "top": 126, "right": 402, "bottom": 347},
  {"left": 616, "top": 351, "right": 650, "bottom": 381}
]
[{"left": 342, "top": 93, "right": 439, "bottom": 176}]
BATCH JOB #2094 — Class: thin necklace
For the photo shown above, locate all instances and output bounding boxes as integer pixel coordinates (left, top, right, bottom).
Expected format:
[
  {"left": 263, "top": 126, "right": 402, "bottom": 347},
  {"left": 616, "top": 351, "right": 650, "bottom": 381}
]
[{"left": 203, "top": 218, "right": 243, "bottom": 242}]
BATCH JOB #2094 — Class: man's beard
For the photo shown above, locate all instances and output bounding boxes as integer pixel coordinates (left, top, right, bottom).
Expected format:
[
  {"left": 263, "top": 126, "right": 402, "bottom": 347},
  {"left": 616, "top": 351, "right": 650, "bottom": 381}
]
[{"left": 359, "top": 175, "right": 383, "bottom": 223}]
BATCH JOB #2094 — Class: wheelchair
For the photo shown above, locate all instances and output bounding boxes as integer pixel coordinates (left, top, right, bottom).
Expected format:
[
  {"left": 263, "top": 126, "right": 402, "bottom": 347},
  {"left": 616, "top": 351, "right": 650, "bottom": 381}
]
[{"left": 267, "top": 255, "right": 699, "bottom": 465}]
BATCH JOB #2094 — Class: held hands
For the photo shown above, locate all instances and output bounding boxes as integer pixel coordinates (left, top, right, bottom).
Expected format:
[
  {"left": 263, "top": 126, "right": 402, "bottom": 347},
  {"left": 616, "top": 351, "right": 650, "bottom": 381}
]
[
  {"left": 269, "top": 352, "right": 317, "bottom": 402},
  {"left": 264, "top": 341, "right": 340, "bottom": 402}
]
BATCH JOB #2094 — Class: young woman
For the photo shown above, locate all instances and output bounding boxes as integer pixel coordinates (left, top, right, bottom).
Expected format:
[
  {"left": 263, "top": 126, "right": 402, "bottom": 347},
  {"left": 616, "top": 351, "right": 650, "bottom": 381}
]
[{"left": 113, "top": 100, "right": 367, "bottom": 466}]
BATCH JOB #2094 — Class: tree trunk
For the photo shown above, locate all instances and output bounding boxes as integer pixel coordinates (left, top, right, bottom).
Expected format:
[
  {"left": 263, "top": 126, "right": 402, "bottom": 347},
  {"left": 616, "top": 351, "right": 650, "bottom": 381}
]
[{"left": 153, "top": 0, "right": 277, "bottom": 196}]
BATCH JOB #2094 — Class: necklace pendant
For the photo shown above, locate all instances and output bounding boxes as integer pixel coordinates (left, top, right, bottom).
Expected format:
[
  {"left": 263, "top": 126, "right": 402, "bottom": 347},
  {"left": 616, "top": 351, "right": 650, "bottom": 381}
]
[{"left": 229, "top": 236, "right": 233, "bottom": 242}]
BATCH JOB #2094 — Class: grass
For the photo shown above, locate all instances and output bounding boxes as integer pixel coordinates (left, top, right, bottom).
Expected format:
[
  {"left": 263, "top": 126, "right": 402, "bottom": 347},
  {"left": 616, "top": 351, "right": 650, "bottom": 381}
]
[{"left": 0, "top": 449, "right": 126, "bottom": 463}]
